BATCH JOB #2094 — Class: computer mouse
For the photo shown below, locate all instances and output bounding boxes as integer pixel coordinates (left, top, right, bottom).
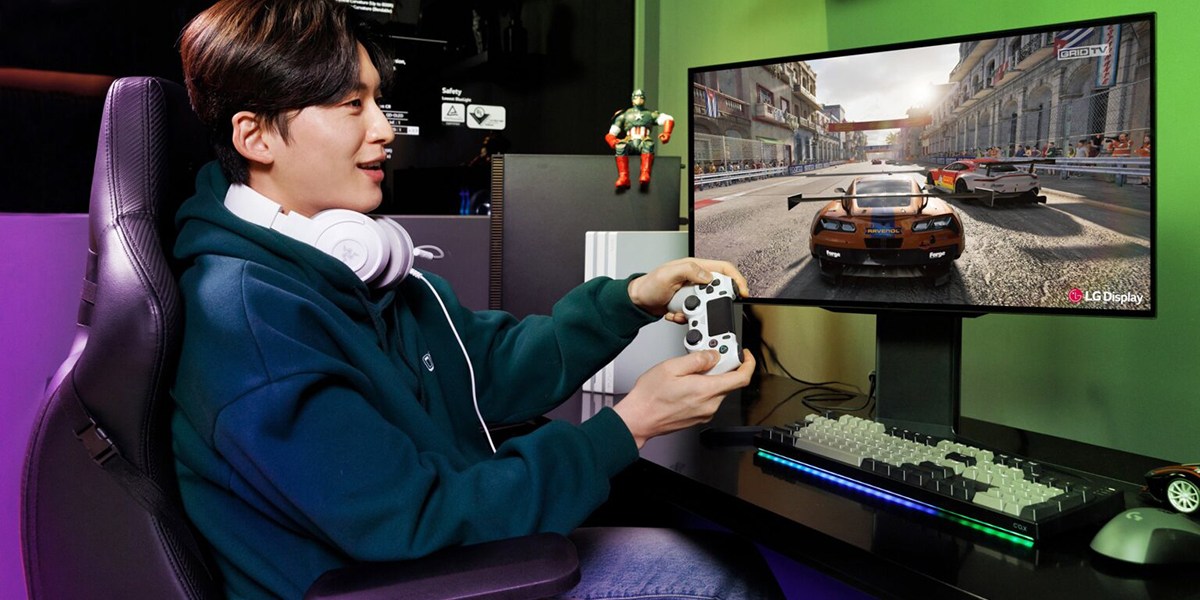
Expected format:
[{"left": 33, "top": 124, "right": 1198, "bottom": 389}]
[{"left": 1090, "top": 507, "right": 1200, "bottom": 565}]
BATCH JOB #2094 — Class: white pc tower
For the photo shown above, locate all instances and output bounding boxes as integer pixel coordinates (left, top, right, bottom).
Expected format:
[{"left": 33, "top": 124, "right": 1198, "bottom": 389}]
[{"left": 583, "top": 231, "right": 688, "bottom": 395}]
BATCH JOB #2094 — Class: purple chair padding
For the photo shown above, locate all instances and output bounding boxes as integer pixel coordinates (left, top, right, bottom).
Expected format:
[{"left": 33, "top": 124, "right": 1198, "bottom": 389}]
[{"left": 21, "top": 76, "right": 219, "bottom": 599}]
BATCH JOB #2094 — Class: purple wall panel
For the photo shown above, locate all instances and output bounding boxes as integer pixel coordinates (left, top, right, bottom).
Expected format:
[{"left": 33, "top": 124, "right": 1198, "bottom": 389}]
[{"left": 1, "top": 213, "right": 89, "bottom": 599}]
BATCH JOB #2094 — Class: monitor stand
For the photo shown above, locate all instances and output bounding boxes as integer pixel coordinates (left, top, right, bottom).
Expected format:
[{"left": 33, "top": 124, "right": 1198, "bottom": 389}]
[{"left": 873, "top": 311, "right": 973, "bottom": 438}]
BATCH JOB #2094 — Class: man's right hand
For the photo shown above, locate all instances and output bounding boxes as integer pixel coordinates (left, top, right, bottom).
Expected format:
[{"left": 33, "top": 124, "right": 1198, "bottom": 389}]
[{"left": 612, "top": 349, "right": 756, "bottom": 449}]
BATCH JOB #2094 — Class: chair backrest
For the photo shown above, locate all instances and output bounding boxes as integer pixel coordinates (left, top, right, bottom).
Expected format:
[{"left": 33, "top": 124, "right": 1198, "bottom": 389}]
[{"left": 20, "top": 77, "right": 218, "bottom": 599}]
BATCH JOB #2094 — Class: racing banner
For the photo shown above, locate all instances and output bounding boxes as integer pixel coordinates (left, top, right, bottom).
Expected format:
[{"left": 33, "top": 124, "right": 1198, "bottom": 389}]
[
  {"left": 1095, "top": 24, "right": 1121, "bottom": 88},
  {"left": 826, "top": 116, "right": 932, "bottom": 132}
]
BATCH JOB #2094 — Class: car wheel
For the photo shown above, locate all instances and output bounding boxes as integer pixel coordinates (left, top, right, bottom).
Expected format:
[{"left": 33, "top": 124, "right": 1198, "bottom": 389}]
[
  {"left": 955, "top": 180, "right": 969, "bottom": 195},
  {"left": 926, "top": 172, "right": 935, "bottom": 186},
  {"left": 1166, "top": 477, "right": 1200, "bottom": 514}
]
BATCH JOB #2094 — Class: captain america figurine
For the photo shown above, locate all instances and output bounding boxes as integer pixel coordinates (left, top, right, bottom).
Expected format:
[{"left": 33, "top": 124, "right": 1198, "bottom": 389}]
[{"left": 605, "top": 89, "right": 674, "bottom": 189}]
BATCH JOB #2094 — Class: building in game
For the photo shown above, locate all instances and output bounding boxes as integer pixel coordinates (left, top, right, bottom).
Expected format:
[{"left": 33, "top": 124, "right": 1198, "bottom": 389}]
[
  {"left": 692, "top": 60, "right": 838, "bottom": 167},
  {"left": 921, "top": 22, "right": 1152, "bottom": 158}
]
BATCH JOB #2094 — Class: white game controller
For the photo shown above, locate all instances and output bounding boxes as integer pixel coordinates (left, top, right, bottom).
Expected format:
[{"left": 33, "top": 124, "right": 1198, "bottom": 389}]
[{"left": 667, "top": 272, "right": 742, "bottom": 375}]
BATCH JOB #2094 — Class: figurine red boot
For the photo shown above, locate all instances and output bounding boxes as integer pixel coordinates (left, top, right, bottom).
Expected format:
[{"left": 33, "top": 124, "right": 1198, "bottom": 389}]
[
  {"left": 639, "top": 153, "right": 654, "bottom": 185},
  {"left": 614, "top": 156, "right": 631, "bottom": 189}
]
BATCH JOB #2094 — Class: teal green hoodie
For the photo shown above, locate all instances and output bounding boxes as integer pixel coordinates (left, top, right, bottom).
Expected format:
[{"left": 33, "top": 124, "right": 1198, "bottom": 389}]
[{"left": 172, "top": 162, "right": 651, "bottom": 599}]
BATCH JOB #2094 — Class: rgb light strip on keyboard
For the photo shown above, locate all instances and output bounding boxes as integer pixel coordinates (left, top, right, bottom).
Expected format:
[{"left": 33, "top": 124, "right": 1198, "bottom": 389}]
[{"left": 756, "top": 449, "right": 1036, "bottom": 548}]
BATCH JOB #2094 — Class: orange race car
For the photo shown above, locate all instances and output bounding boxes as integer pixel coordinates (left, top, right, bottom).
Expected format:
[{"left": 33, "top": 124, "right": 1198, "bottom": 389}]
[{"left": 788, "top": 174, "right": 964, "bottom": 286}]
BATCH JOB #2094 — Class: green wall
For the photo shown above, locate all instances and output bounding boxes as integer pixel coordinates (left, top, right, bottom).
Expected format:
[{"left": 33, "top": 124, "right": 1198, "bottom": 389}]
[{"left": 640, "top": 0, "right": 1199, "bottom": 463}]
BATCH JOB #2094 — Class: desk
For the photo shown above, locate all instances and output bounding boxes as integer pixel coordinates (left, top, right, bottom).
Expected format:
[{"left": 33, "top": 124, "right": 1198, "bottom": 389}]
[{"left": 585, "top": 375, "right": 1197, "bottom": 600}]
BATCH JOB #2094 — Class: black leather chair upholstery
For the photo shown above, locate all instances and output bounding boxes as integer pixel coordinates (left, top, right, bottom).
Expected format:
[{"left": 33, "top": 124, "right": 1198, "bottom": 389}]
[{"left": 21, "top": 76, "right": 579, "bottom": 599}]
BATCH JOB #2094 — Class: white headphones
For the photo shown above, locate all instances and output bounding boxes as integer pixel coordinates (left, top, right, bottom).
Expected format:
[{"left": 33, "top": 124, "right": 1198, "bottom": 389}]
[{"left": 224, "top": 184, "right": 432, "bottom": 288}]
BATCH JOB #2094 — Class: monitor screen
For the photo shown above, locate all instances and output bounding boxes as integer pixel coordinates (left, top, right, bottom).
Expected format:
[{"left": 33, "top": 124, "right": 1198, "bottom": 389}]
[{"left": 689, "top": 13, "right": 1154, "bottom": 318}]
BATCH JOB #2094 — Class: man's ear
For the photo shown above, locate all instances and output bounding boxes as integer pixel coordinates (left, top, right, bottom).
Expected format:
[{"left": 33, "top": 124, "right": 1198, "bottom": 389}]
[{"left": 230, "top": 111, "right": 274, "bottom": 166}]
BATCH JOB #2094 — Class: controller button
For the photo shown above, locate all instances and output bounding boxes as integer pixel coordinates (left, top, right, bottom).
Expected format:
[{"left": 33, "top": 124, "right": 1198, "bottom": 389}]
[
  {"left": 719, "top": 345, "right": 729, "bottom": 354},
  {"left": 686, "top": 329, "right": 704, "bottom": 345},
  {"left": 684, "top": 295, "right": 701, "bottom": 311},
  {"left": 708, "top": 339, "right": 718, "bottom": 348},
  {"left": 705, "top": 285, "right": 715, "bottom": 294}
]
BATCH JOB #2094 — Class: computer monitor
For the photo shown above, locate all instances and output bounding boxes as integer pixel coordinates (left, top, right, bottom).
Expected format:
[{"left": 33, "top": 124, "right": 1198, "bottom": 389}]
[{"left": 688, "top": 13, "right": 1155, "bottom": 436}]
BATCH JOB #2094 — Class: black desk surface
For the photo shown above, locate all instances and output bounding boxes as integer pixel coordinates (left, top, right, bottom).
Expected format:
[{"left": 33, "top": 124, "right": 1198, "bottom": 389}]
[{"left": 585, "top": 375, "right": 1198, "bottom": 600}]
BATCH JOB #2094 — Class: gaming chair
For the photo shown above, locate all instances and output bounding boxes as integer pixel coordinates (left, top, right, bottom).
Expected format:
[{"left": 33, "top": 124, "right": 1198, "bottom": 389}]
[{"left": 19, "top": 76, "right": 579, "bottom": 599}]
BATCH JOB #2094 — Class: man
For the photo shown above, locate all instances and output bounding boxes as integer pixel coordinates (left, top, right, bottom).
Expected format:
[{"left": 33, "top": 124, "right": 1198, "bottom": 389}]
[
  {"left": 1111, "top": 132, "right": 1132, "bottom": 186},
  {"left": 1136, "top": 133, "right": 1152, "bottom": 186},
  {"left": 1042, "top": 141, "right": 1065, "bottom": 179},
  {"left": 173, "top": 1, "right": 781, "bottom": 599}
]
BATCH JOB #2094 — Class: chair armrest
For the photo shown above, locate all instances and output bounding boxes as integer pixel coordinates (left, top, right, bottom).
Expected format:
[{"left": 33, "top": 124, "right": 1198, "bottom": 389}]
[{"left": 303, "top": 532, "right": 580, "bottom": 600}]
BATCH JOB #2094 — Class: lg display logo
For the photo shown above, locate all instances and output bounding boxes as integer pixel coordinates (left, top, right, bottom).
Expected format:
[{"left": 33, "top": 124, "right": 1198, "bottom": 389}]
[{"left": 1068, "top": 287, "right": 1145, "bottom": 305}]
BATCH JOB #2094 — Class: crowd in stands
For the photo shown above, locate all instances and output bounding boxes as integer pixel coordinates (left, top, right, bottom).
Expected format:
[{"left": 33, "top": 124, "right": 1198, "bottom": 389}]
[
  {"left": 693, "top": 159, "right": 788, "bottom": 189},
  {"left": 692, "top": 133, "right": 1152, "bottom": 190}
]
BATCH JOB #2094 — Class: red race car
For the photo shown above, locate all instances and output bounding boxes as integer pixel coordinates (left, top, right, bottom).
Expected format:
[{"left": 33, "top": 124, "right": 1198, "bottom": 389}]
[
  {"left": 926, "top": 158, "right": 1044, "bottom": 206},
  {"left": 1143, "top": 463, "right": 1200, "bottom": 514}
]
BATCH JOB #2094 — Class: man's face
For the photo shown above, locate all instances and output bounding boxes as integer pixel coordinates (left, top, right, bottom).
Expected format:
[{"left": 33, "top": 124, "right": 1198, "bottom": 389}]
[
  {"left": 632, "top": 94, "right": 645, "bottom": 107},
  {"left": 259, "top": 44, "right": 395, "bottom": 217}
]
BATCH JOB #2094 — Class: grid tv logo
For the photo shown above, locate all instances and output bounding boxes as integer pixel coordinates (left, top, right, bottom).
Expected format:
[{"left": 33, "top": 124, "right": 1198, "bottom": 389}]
[{"left": 1058, "top": 44, "right": 1110, "bottom": 60}]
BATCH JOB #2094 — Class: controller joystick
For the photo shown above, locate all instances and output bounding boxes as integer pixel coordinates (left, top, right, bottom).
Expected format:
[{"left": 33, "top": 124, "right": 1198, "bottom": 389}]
[{"left": 667, "top": 272, "right": 742, "bottom": 375}]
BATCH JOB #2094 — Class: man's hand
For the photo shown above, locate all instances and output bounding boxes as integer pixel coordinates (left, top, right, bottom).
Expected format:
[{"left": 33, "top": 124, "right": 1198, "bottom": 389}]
[
  {"left": 627, "top": 258, "right": 749, "bottom": 322},
  {"left": 613, "top": 350, "right": 756, "bottom": 448}
]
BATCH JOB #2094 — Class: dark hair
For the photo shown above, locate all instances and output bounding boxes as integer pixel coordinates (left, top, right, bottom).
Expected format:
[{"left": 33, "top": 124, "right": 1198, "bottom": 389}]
[{"left": 180, "top": 0, "right": 393, "bottom": 184}]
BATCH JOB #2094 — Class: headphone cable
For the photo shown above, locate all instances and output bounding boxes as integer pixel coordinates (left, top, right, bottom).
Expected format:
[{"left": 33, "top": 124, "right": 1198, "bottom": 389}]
[{"left": 410, "top": 269, "right": 497, "bottom": 453}]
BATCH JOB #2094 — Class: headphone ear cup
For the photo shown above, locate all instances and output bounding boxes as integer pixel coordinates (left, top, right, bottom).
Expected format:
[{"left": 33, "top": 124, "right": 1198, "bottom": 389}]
[
  {"left": 309, "top": 209, "right": 390, "bottom": 284},
  {"left": 375, "top": 217, "right": 415, "bottom": 287}
]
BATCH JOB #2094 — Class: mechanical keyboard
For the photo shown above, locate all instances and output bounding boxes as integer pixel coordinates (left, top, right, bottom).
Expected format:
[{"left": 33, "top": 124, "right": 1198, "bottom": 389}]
[{"left": 753, "top": 414, "right": 1125, "bottom": 544}]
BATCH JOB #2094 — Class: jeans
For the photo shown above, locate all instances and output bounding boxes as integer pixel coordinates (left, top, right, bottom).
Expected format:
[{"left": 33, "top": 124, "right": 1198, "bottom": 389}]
[{"left": 557, "top": 527, "right": 786, "bottom": 600}]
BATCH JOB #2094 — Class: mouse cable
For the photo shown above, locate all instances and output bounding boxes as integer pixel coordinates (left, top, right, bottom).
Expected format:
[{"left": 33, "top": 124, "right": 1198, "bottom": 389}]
[
  {"left": 742, "top": 309, "right": 874, "bottom": 421},
  {"left": 801, "top": 370, "right": 875, "bottom": 418},
  {"left": 757, "top": 330, "right": 867, "bottom": 396},
  {"left": 742, "top": 307, "right": 865, "bottom": 392}
]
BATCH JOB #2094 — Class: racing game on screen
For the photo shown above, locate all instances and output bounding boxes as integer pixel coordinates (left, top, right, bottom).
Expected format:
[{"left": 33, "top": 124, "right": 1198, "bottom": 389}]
[{"left": 690, "top": 14, "right": 1153, "bottom": 316}]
